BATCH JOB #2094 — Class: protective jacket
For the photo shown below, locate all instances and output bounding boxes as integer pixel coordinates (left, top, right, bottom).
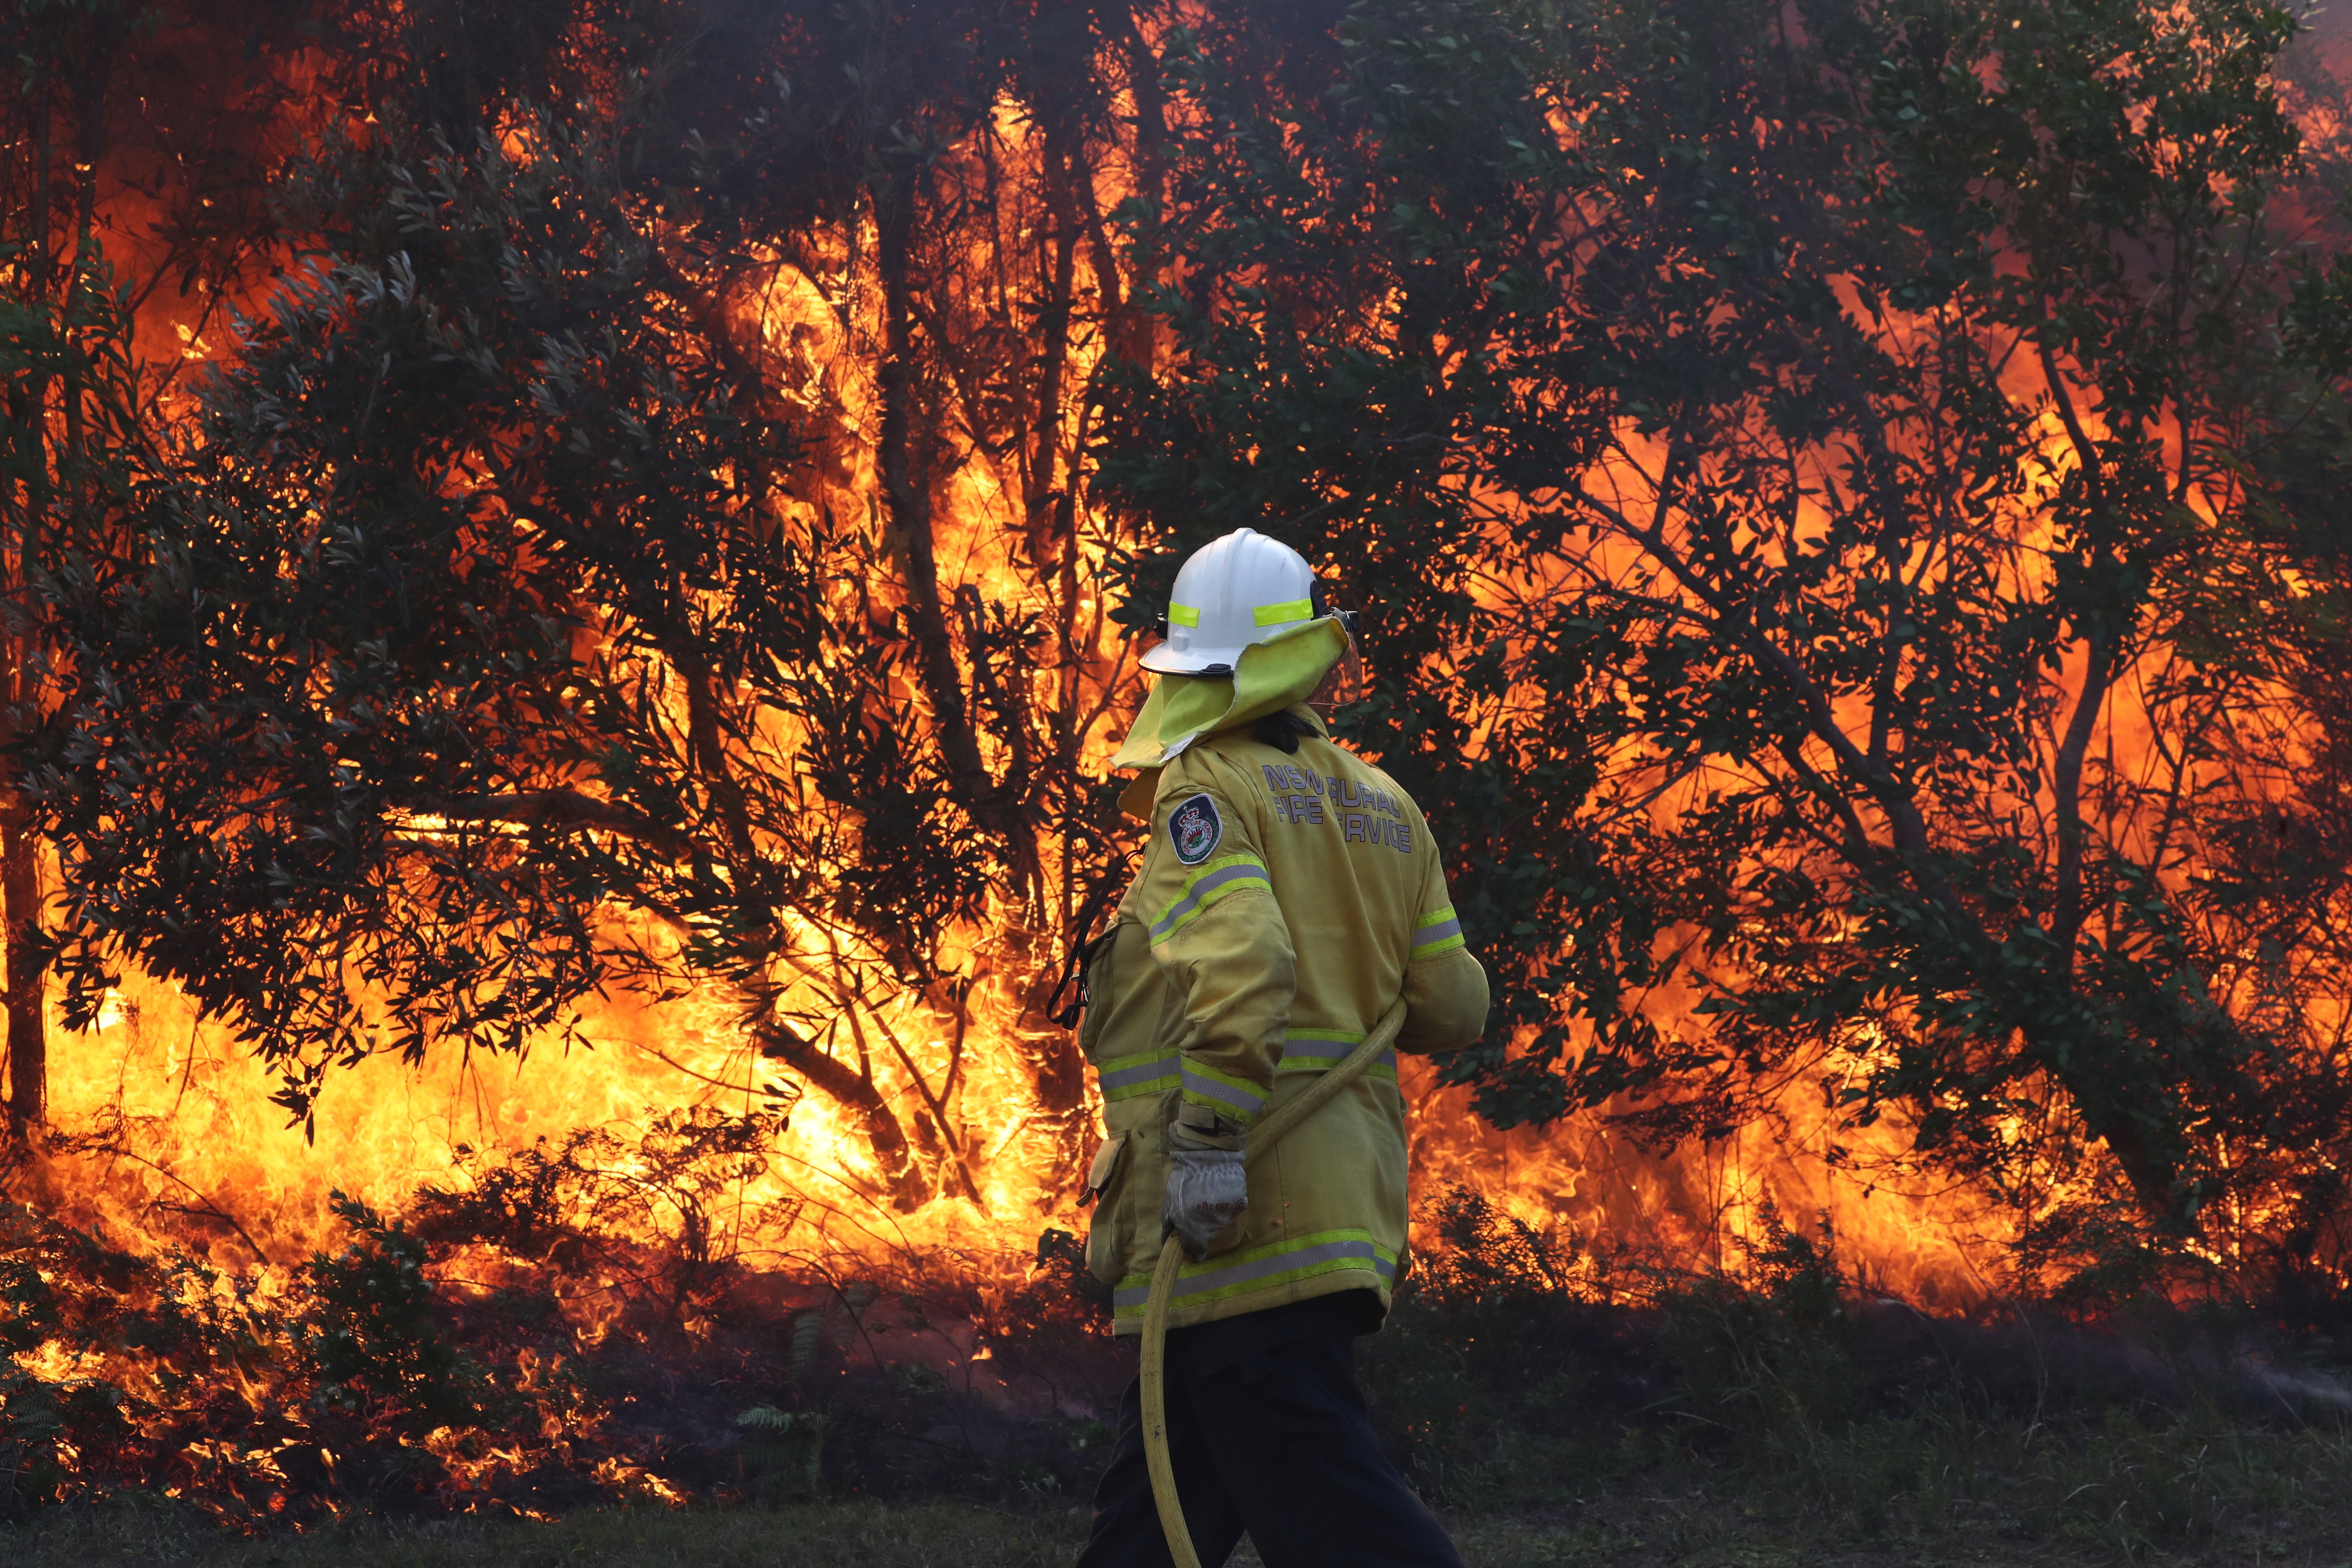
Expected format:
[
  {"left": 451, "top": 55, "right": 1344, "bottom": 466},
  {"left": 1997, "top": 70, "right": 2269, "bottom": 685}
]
[{"left": 1080, "top": 705, "right": 1489, "bottom": 1335}]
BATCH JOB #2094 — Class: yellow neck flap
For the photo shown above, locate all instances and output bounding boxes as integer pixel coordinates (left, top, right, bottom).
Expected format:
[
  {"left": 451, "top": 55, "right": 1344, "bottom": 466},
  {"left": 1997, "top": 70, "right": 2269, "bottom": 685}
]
[{"left": 1109, "top": 616, "right": 1348, "bottom": 776}]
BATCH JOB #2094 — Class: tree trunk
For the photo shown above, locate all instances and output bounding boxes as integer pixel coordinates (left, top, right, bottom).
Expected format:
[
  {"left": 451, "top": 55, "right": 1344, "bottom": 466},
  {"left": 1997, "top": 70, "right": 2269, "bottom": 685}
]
[
  {"left": 0, "top": 0, "right": 116, "bottom": 1137},
  {"left": 2, "top": 97, "right": 49, "bottom": 1139},
  {"left": 873, "top": 165, "right": 1044, "bottom": 900},
  {"left": 1, "top": 784, "right": 43, "bottom": 1134},
  {"left": 751, "top": 1011, "right": 929, "bottom": 1212}
]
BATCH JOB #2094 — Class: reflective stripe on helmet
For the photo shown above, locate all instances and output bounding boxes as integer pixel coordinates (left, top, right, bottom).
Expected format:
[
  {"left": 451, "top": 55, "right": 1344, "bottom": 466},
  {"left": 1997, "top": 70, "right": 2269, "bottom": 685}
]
[{"left": 1140, "top": 527, "right": 1324, "bottom": 675}]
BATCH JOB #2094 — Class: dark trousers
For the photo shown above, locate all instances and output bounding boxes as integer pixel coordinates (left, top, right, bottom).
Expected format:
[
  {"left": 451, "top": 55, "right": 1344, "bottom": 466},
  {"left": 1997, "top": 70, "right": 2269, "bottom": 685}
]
[{"left": 1075, "top": 1294, "right": 1463, "bottom": 1568}]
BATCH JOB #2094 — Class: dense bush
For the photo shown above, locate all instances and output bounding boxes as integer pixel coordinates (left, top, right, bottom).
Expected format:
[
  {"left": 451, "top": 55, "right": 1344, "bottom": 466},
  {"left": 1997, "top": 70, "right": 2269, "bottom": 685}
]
[{"left": 1363, "top": 1187, "right": 2352, "bottom": 1553}]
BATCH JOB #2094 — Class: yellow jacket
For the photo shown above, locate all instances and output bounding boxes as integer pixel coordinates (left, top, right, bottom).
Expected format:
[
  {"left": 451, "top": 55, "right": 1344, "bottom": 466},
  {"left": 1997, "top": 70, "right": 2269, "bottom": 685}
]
[{"left": 1080, "top": 706, "right": 1489, "bottom": 1334}]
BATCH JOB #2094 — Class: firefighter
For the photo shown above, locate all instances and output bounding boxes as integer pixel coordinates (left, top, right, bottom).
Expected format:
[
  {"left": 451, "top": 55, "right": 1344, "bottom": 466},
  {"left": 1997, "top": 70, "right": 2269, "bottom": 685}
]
[{"left": 1072, "top": 528, "right": 1489, "bottom": 1568}]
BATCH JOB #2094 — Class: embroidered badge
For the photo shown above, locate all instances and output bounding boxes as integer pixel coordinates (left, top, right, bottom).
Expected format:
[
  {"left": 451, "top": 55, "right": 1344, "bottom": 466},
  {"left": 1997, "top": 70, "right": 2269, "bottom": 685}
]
[{"left": 1169, "top": 793, "right": 1223, "bottom": 865}]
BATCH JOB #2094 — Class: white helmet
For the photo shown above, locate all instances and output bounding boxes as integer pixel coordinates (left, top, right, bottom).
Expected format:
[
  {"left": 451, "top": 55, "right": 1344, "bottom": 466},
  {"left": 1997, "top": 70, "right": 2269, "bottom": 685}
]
[{"left": 1140, "top": 527, "right": 1320, "bottom": 675}]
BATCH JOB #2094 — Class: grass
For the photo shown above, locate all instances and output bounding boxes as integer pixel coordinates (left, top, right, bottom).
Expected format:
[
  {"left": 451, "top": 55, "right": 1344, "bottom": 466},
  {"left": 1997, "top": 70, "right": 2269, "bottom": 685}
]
[
  {"left": 9, "top": 1501, "right": 1086, "bottom": 1568},
  {"left": 1346, "top": 1194, "right": 2352, "bottom": 1563},
  {"left": 9, "top": 1419, "right": 2352, "bottom": 1568}
]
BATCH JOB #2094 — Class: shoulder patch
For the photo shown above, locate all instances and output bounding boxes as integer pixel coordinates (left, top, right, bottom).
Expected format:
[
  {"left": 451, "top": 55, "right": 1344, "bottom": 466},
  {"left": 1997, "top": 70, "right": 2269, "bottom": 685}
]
[{"left": 1168, "top": 793, "right": 1223, "bottom": 866}]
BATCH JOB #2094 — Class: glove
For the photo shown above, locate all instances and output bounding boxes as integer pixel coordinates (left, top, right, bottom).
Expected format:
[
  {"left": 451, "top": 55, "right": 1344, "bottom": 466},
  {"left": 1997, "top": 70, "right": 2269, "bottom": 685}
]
[{"left": 1163, "top": 1138, "right": 1249, "bottom": 1257}]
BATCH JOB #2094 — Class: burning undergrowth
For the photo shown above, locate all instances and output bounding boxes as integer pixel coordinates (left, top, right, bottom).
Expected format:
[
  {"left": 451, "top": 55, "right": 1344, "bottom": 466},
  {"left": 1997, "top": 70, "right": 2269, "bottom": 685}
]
[
  {"left": 6, "top": 1116, "right": 2350, "bottom": 1540},
  {"left": 0, "top": 1115, "right": 1122, "bottom": 1529}
]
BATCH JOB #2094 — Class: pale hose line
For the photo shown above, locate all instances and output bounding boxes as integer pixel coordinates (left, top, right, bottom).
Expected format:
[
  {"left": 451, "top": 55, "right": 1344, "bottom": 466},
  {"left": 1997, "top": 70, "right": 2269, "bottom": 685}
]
[{"left": 1139, "top": 998, "right": 1412, "bottom": 1568}]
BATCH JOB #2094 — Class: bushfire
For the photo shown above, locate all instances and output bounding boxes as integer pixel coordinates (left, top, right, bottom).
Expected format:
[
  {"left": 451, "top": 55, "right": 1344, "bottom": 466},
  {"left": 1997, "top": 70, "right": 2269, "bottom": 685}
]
[{"left": 5, "top": 0, "right": 2351, "bottom": 1528}]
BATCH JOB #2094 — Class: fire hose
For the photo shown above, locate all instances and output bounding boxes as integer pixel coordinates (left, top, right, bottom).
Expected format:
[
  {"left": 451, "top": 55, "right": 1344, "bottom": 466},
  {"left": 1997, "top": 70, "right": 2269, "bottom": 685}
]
[{"left": 1139, "top": 998, "right": 1410, "bottom": 1568}]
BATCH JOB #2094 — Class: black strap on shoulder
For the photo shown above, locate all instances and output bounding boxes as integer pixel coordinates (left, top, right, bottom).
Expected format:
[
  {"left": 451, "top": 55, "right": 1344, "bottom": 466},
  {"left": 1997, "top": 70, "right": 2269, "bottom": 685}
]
[{"left": 1047, "top": 881, "right": 1124, "bottom": 1030}]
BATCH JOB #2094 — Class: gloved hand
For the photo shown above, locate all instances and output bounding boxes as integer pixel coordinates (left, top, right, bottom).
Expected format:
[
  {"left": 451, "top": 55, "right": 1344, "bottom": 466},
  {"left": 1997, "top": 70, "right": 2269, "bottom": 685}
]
[{"left": 1163, "top": 1136, "right": 1248, "bottom": 1257}]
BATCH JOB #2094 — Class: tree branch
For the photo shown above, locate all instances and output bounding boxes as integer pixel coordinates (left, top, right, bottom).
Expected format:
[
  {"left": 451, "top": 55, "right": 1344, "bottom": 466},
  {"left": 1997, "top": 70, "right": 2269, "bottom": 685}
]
[{"left": 407, "top": 790, "right": 697, "bottom": 861}]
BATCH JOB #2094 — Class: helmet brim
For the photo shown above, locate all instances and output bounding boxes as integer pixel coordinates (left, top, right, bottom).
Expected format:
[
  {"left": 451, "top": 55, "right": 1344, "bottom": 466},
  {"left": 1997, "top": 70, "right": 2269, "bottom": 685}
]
[{"left": 1139, "top": 643, "right": 1242, "bottom": 675}]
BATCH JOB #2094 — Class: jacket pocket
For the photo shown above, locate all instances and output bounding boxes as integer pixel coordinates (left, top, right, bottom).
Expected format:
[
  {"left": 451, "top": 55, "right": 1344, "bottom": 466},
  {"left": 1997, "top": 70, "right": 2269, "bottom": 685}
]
[
  {"left": 1084, "top": 1132, "right": 1127, "bottom": 1200},
  {"left": 1083, "top": 1133, "right": 1132, "bottom": 1286}
]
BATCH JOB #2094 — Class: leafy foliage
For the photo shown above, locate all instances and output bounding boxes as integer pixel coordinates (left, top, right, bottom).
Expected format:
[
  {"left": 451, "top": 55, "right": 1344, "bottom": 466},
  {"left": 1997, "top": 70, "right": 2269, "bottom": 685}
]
[
  {"left": 1096, "top": 0, "right": 2352, "bottom": 1268},
  {"left": 0, "top": 0, "right": 330, "bottom": 1131},
  {"left": 31, "top": 1, "right": 1161, "bottom": 1203},
  {"left": 16, "top": 0, "right": 2352, "bottom": 1295},
  {"left": 305, "top": 1193, "right": 479, "bottom": 1430}
]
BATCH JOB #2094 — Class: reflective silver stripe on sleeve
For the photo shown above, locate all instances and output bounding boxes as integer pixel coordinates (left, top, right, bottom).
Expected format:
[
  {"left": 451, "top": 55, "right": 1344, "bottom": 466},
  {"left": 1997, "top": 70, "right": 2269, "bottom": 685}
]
[
  {"left": 1148, "top": 860, "right": 1269, "bottom": 940},
  {"left": 1411, "top": 915, "right": 1462, "bottom": 948},
  {"left": 1180, "top": 1061, "right": 1268, "bottom": 1116},
  {"left": 1096, "top": 1052, "right": 1179, "bottom": 1098}
]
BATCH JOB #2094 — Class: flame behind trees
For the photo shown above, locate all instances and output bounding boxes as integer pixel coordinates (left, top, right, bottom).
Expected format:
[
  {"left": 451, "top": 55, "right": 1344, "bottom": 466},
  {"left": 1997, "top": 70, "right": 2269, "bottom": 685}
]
[
  {"left": 12, "top": 0, "right": 2352, "bottom": 1292},
  {"left": 1098, "top": 0, "right": 2352, "bottom": 1277},
  {"left": 28, "top": 1, "right": 1161, "bottom": 1208},
  {"left": 1, "top": 0, "right": 323, "bottom": 1134}
]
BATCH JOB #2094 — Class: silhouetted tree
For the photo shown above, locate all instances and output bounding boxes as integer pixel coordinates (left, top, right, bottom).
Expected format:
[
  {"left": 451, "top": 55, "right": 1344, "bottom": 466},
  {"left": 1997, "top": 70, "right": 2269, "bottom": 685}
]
[{"left": 1095, "top": 0, "right": 2352, "bottom": 1281}]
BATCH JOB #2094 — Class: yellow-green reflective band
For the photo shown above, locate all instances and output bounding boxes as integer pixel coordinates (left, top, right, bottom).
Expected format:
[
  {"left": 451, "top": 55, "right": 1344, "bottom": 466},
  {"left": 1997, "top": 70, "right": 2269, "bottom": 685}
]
[
  {"left": 1105, "top": 1072, "right": 1178, "bottom": 1101},
  {"left": 1168, "top": 603, "right": 1200, "bottom": 627},
  {"left": 1181, "top": 1059, "right": 1268, "bottom": 1121},
  {"left": 1277, "top": 1032, "right": 1397, "bottom": 1081},
  {"left": 1096, "top": 1049, "right": 1179, "bottom": 1101},
  {"left": 1148, "top": 854, "right": 1271, "bottom": 945},
  {"left": 1253, "top": 598, "right": 1312, "bottom": 626},
  {"left": 1277, "top": 1028, "right": 1363, "bottom": 1067},
  {"left": 1112, "top": 1229, "right": 1398, "bottom": 1317},
  {"left": 1411, "top": 905, "right": 1464, "bottom": 959}
]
